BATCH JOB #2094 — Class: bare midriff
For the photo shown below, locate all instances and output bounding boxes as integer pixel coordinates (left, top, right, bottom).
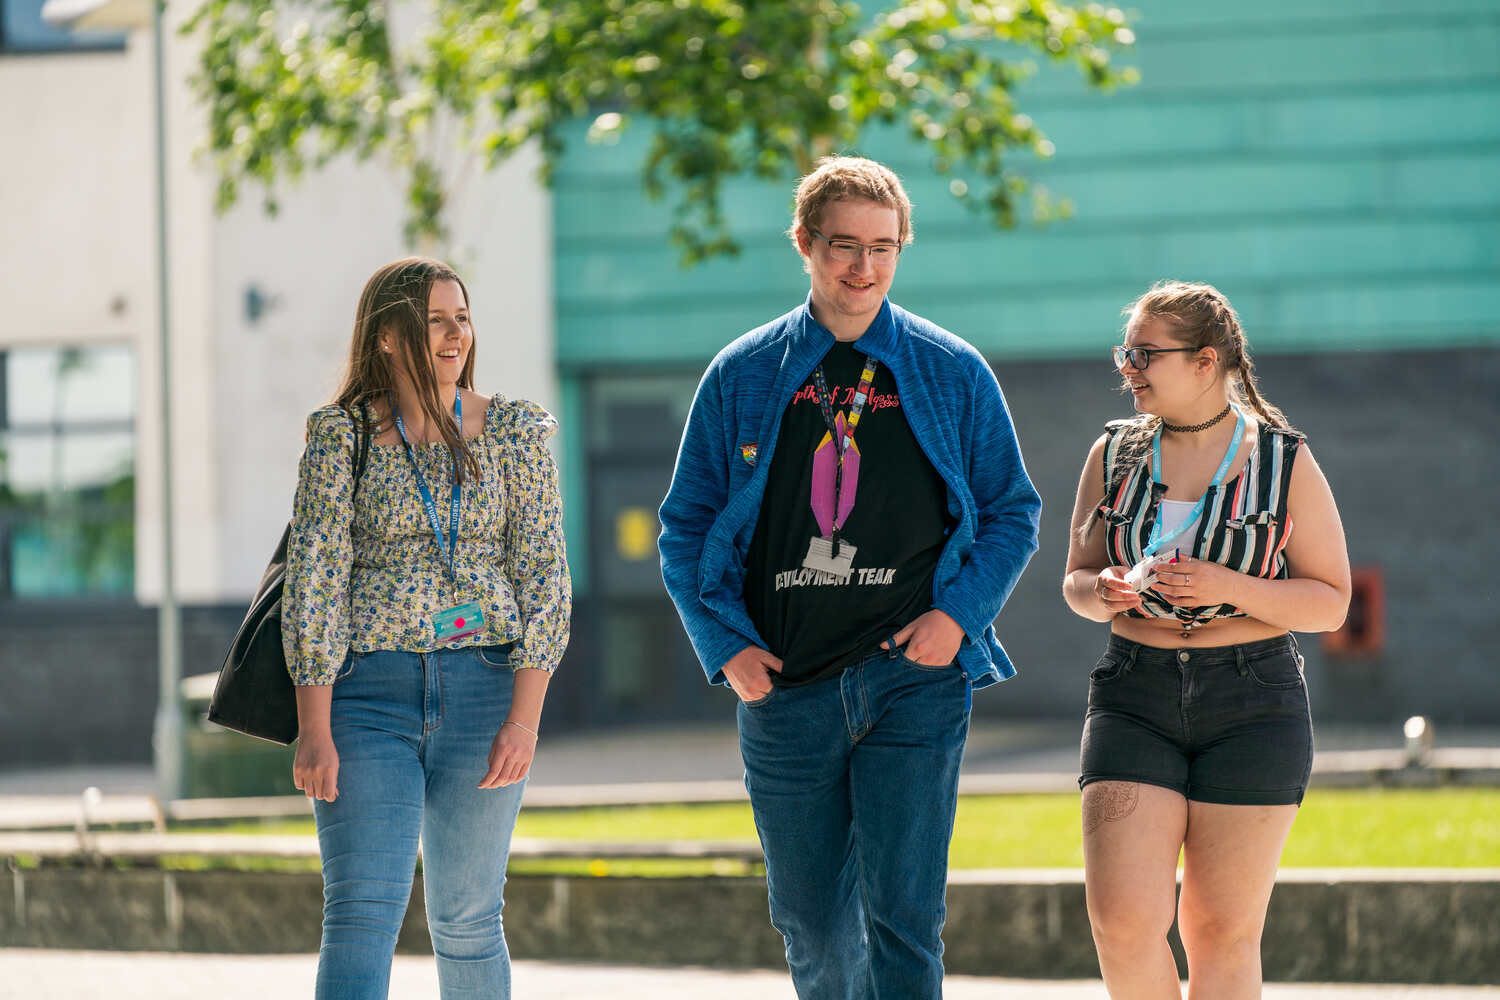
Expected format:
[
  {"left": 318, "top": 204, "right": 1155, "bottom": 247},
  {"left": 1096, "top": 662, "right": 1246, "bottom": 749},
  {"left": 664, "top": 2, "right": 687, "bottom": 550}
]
[{"left": 1111, "top": 612, "right": 1286, "bottom": 649}]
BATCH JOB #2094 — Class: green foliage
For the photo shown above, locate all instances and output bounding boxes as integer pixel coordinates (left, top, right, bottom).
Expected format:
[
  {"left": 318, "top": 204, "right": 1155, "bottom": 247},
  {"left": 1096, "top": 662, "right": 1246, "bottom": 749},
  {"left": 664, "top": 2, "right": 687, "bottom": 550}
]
[{"left": 183, "top": 0, "right": 1136, "bottom": 264}]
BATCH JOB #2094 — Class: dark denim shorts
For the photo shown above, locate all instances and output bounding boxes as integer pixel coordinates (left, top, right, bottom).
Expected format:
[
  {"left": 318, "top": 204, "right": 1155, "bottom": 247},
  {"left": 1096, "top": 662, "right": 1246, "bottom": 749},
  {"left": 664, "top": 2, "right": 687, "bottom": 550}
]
[{"left": 1079, "top": 633, "right": 1314, "bottom": 806}]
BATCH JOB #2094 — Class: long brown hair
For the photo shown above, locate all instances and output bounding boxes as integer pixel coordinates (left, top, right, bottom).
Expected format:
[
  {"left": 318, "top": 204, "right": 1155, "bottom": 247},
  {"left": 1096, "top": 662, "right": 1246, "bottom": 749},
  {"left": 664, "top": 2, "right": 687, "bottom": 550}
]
[
  {"left": 333, "top": 257, "right": 481, "bottom": 483},
  {"left": 1085, "top": 280, "right": 1295, "bottom": 535}
]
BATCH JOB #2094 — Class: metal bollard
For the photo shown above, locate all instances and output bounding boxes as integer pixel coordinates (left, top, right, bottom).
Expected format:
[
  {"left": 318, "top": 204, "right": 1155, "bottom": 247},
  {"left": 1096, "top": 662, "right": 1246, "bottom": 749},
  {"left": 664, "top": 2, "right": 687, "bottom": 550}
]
[
  {"left": 1403, "top": 715, "right": 1433, "bottom": 768},
  {"left": 75, "top": 786, "right": 102, "bottom": 853}
]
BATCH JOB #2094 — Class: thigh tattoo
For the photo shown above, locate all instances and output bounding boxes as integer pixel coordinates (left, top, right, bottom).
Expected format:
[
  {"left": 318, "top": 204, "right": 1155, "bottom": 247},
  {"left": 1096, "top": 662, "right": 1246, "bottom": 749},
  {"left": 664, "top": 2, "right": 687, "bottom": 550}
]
[{"left": 1082, "top": 782, "right": 1141, "bottom": 836}]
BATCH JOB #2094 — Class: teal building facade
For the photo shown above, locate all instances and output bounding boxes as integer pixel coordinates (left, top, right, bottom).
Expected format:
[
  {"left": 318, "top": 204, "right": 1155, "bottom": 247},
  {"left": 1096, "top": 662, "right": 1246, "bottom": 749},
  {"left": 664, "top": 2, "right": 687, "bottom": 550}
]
[{"left": 548, "top": 0, "right": 1500, "bottom": 728}]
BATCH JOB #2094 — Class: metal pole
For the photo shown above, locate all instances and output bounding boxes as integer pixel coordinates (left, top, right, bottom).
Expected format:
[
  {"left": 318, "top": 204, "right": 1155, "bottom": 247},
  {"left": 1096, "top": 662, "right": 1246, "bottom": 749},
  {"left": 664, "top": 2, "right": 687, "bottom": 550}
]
[{"left": 149, "top": 0, "right": 182, "bottom": 806}]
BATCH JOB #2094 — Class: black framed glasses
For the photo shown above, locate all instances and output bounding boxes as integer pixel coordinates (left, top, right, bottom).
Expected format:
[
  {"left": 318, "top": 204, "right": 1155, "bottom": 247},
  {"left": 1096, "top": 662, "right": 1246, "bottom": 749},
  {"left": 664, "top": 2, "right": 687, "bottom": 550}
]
[
  {"left": 811, "top": 230, "right": 902, "bottom": 263},
  {"left": 1113, "top": 345, "right": 1197, "bottom": 370}
]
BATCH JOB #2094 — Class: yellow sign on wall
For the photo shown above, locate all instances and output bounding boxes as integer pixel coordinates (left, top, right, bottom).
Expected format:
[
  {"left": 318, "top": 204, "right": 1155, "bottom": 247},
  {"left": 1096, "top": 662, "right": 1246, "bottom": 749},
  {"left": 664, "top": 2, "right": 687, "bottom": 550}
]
[{"left": 615, "top": 506, "right": 655, "bottom": 562}]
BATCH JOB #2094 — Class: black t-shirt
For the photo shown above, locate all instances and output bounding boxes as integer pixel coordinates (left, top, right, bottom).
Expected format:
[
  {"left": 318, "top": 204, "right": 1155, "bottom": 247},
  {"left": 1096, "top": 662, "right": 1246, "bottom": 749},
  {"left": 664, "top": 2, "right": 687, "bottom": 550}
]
[{"left": 744, "top": 340, "right": 953, "bottom": 686}]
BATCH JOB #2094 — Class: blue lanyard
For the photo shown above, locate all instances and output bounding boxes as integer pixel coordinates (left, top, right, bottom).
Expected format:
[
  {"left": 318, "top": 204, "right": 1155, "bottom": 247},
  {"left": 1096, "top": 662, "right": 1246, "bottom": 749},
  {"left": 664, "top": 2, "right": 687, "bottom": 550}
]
[
  {"left": 1144, "top": 407, "right": 1246, "bottom": 558},
  {"left": 393, "top": 392, "right": 463, "bottom": 580}
]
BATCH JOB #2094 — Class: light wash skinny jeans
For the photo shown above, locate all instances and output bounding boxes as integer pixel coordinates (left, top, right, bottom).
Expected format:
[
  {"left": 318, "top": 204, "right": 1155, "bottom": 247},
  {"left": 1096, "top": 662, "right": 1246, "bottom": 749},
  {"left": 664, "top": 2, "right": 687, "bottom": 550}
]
[{"left": 312, "top": 645, "right": 525, "bottom": 1000}]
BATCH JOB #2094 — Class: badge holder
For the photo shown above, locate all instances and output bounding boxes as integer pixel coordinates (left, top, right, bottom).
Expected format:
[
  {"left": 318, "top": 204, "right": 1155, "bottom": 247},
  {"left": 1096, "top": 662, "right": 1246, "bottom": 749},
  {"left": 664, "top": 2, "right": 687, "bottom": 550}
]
[
  {"left": 1124, "top": 549, "right": 1178, "bottom": 593},
  {"left": 802, "top": 535, "right": 857, "bottom": 579},
  {"left": 434, "top": 602, "right": 486, "bottom": 643}
]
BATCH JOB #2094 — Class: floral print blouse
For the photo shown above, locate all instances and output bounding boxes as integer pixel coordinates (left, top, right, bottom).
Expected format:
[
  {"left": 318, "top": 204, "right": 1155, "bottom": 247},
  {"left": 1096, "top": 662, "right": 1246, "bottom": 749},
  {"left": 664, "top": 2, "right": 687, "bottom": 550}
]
[{"left": 282, "top": 396, "right": 571, "bottom": 685}]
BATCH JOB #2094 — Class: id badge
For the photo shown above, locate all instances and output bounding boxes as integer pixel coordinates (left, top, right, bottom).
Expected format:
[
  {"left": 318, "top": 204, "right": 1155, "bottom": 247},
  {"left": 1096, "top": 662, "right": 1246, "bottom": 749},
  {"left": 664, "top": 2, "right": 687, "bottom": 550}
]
[
  {"left": 434, "top": 602, "right": 486, "bottom": 644},
  {"left": 1124, "top": 549, "right": 1179, "bottom": 593},
  {"left": 802, "top": 535, "right": 856, "bottom": 579}
]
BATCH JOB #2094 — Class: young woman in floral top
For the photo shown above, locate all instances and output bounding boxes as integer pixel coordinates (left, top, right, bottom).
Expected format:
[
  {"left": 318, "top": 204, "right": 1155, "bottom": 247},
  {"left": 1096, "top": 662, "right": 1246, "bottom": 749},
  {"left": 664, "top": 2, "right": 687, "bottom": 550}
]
[{"left": 283, "top": 256, "right": 571, "bottom": 998}]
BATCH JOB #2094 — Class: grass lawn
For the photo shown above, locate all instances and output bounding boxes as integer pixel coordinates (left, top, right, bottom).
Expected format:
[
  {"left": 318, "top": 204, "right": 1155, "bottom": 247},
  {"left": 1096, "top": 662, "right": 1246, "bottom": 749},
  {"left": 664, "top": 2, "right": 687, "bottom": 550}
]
[
  {"left": 193, "top": 788, "right": 1500, "bottom": 872},
  {"left": 953, "top": 787, "right": 1500, "bottom": 868}
]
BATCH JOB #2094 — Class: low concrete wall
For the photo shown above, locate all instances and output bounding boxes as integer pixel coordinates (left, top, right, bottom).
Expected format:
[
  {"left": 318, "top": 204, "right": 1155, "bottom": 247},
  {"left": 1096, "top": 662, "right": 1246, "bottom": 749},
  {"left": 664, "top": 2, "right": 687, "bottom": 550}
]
[
  {"left": 1261, "top": 871, "right": 1500, "bottom": 984},
  {"left": 3, "top": 866, "right": 1497, "bottom": 983},
  {"left": 947, "top": 869, "right": 1500, "bottom": 984}
]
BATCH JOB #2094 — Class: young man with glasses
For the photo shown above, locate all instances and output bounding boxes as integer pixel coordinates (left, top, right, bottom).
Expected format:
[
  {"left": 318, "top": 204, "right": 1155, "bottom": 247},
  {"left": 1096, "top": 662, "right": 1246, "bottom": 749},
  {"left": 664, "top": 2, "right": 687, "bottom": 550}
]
[{"left": 659, "top": 156, "right": 1041, "bottom": 997}]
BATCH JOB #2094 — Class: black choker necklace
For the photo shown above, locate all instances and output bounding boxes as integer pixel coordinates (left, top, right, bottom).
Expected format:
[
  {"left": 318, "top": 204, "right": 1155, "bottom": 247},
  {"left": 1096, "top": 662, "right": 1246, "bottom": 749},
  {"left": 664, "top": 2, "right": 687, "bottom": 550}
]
[{"left": 1163, "top": 403, "right": 1232, "bottom": 433}]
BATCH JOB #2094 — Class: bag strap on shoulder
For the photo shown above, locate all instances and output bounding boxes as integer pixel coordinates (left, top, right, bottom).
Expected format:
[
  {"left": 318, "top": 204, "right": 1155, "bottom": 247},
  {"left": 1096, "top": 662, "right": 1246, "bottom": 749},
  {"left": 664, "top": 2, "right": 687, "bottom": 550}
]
[{"left": 348, "top": 401, "right": 373, "bottom": 492}]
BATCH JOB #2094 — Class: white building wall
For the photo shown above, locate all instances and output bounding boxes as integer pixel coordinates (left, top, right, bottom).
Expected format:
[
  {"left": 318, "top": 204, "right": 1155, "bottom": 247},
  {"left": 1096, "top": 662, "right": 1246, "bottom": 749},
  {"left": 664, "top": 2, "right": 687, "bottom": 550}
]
[
  {"left": 0, "top": 14, "right": 556, "bottom": 606},
  {"left": 211, "top": 146, "right": 556, "bottom": 597},
  {"left": 0, "top": 49, "right": 150, "bottom": 349},
  {"left": 0, "top": 24, "right": 222, "bottom": 605}
]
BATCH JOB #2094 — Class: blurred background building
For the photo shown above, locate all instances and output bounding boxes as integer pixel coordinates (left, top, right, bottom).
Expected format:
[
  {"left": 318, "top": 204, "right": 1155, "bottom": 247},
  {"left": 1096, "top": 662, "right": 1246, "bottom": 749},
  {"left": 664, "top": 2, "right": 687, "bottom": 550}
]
[{"left": 3, "top": 0, "right": 1498, "bottom": 768}]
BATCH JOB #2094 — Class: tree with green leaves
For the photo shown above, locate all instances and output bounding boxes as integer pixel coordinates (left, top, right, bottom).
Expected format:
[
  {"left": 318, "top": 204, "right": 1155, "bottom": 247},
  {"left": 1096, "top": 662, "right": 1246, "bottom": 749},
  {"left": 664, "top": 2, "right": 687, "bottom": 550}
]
[{"left": 185, "top": 0, "right": 1135, "bottom": 264}]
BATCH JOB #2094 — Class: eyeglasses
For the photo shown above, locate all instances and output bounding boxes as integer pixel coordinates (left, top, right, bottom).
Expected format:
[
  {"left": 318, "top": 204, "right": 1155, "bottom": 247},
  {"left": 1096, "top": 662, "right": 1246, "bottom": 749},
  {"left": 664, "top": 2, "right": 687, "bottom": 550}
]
[
  {"left": 811, "top": 230, "right": 902, "bottom": 264},
  {"left": 1113, "top": 345, "right": 1198, "bottom": 371}
]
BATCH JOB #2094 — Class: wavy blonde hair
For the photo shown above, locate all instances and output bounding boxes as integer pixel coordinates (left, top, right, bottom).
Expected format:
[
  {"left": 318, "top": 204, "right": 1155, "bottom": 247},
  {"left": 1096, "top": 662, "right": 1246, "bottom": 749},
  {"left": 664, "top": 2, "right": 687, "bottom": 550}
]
[{"left": 787, "top": 156, "right": 914, "bottom": 248}]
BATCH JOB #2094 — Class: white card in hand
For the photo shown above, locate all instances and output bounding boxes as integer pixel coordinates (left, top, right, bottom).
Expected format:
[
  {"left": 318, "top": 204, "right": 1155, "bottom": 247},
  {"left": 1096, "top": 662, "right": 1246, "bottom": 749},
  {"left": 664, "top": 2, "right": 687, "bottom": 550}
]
[{"left": 1124, "top": 553, "right": 1173, "bottom": 592}]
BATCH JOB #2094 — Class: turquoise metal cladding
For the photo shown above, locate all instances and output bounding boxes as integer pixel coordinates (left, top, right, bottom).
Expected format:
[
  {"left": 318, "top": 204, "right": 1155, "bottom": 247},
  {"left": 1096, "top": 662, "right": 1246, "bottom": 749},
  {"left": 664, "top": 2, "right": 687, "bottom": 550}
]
[{"left": 552, "top": 0, "right": 1500, "bottom": 366}]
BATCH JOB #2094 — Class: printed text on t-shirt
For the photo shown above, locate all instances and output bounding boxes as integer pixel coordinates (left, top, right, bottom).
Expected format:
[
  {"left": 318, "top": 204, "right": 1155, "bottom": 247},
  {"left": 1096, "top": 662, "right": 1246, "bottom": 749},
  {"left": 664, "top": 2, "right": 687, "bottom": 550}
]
[
  {"left": 775, "top": 566, "right": 898, "bottom": 591},
  {"left": 790, "top": 383, "right": 902, "bottom": 412}
]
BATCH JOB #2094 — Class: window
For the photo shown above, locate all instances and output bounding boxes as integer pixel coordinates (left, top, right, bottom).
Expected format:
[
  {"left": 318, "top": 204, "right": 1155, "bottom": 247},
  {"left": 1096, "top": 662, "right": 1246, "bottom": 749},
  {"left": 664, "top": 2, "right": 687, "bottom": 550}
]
[
  {"left": 0, "top": 345, "right": 135, "bottom": 598},
  {"left": 1, "top": 0, "right": 125, "bottom": 54}
]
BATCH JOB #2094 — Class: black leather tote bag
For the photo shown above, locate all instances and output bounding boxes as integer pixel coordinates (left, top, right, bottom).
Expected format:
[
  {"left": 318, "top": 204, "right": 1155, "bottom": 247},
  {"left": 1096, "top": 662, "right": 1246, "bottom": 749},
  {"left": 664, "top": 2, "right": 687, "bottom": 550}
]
[{"left": 207, "top": 411, "right": 371, "bottom": 744}]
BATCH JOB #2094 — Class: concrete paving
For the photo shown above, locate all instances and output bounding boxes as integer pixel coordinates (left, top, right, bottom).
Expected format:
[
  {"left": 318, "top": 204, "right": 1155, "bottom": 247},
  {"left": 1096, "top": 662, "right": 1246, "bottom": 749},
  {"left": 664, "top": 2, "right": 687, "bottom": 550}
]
[{"left": 3, "top": 951, "right": 1499, "bottom": 1000}]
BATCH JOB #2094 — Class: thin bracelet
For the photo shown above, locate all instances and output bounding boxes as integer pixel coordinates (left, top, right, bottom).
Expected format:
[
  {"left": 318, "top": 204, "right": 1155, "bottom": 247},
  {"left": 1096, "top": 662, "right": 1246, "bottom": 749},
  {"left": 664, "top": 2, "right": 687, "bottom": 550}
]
[{"left": 504, "top": 720, "right": 539, "bottom": 739}]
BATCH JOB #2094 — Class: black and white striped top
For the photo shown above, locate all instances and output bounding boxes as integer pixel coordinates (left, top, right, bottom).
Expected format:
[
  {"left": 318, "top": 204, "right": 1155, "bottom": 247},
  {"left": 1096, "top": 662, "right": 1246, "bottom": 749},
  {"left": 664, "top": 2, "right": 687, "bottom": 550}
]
[{"left": 1097, "top": 418, "right": 1304, "bottom": 631}]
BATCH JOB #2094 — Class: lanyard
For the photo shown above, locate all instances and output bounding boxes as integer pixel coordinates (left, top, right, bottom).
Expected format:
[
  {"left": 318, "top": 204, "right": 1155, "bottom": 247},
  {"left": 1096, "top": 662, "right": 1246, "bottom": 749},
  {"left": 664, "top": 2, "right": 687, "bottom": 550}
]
[
  {"left": 811, "top": 355, "right": 878, "bottom": 551},
  {"left": 1144, "top": 407, "right": 1246, "bottom": 558},
  {"left": 393, "top": 392, "right": 463, "bottom": 581},
  {"left": 811, "top": 356, "right": 878, "bottom": 453}
]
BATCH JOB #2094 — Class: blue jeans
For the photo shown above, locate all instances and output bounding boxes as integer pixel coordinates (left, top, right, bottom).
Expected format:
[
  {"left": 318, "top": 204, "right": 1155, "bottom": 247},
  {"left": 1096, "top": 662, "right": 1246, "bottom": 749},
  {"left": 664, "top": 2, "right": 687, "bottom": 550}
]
[
  {"left": 737, "top": 645, "right": 972, "bottom": 1000},
  {"left": 312, "top": 645, "right": 525, "bottom": 1000}
]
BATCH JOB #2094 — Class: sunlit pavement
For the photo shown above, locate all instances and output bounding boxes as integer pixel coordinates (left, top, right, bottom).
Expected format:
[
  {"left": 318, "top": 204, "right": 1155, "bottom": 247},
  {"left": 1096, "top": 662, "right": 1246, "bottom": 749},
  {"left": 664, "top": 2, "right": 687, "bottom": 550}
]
[{"left": 3, "top": 951, "right": 1499, "bottom": 999}]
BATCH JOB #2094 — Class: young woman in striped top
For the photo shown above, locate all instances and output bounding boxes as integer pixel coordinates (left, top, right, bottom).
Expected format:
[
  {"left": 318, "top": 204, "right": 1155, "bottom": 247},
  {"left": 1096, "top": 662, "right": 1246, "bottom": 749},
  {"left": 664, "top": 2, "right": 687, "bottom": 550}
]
[{"left": 1063, "top": 281, "right": 1351, "bottom": 999}]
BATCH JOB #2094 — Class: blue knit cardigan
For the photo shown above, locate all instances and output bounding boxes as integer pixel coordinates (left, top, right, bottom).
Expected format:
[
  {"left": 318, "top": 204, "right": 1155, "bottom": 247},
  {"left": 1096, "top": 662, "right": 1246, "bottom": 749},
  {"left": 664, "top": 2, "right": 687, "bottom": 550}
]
[{"left": 658, "top": 297, "right": 1042, "bottom": 690}]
